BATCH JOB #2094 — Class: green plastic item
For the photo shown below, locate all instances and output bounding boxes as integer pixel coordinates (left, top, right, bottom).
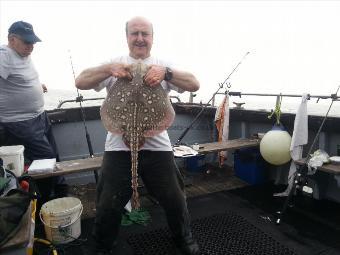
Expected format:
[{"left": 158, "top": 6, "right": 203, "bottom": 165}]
[{"left": 121, "top": 208, "right": 151, "bottom": 226}]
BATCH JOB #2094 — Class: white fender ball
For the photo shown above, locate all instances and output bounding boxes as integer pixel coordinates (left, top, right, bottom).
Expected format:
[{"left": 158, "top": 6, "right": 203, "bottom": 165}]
[{"left": 260, "top": 129, "right": 292, "bottom": 165}]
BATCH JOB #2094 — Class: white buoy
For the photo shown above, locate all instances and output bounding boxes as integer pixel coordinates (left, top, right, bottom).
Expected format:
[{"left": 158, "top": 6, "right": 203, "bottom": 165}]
[{"left": 260, "top": 125, "right": 292, "bottom": 165}]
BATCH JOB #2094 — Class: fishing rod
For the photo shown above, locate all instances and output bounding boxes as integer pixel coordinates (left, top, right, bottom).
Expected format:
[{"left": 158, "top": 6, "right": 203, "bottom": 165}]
[
  {"left": 175, "top": 51, "right": 250, "bottom": 145},
  {"left": 276, "top": 85, "right": 340, "bottom": 224},
  {"left": 68, "top": 51, "right": 98, "bottom": 182}
]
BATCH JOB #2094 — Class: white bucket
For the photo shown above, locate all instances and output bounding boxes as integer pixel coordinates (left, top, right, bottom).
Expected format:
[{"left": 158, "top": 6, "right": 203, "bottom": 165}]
[
  {"left": 0, "top": 145, "right": 24, "bottom": 177},
  {"left": 39, "top": 197, "right": 83, "bottom": 244}
]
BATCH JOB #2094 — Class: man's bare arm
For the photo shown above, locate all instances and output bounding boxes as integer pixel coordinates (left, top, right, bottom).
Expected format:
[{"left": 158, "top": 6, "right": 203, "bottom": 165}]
[
  {"left": 144, "top": 65, "right": 200, "bottom": 92},
  {"left": 75, "top": 63, "right": 132, "bottom": 90}
]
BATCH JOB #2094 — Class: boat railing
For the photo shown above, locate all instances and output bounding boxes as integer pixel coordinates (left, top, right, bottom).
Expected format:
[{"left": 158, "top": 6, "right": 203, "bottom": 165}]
[
  {"left": 227, "top": 91, "right": 339, "bottom": 101},
  {"left": 57, "top": 95, "right": 181, "bottom": 109},
  {"left": 57, "top": 96, "right": 105, "bottom": 108},
  {"left": 210, "top": 91, "right": 340, "bottom": 107},
  {"left": 170, "top": 96, "right": 181, "bottom": 103}
]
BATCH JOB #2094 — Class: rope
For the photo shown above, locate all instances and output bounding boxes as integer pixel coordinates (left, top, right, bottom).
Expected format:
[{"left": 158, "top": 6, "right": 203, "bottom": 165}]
[
  {"left": 268, "top": 94, "right": 283, "bottom": 125},
  {"left": 34, "top": 238, "right": 58, "bottom": 255}
]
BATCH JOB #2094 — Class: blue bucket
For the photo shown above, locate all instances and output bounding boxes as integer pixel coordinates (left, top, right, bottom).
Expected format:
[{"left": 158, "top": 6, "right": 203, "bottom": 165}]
[{"left": 186, "top": 154, "right": 205, "bottom": 173}]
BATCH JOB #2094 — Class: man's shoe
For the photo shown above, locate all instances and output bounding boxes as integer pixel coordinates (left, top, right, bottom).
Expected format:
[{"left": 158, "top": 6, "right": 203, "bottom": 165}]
[
  {"left": 94, "top": 240, "right": 118, "bottom": 254},
  {"left": 174, "top": 236, "right": 200, "bottom": 255},
  {"left": 95, "top": 250, "right": 112, "bottom": 255},
  {"left": 82, "top": 245, "right": 113, "bottom": 255},
  {"left": 82, "top": 236, "right": 117, "bottom": 255}
]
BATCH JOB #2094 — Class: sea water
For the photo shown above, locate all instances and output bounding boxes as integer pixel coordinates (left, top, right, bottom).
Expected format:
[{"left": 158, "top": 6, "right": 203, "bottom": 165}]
[{"left": 44, "top": 89, "right": 340, "bottom": 117}]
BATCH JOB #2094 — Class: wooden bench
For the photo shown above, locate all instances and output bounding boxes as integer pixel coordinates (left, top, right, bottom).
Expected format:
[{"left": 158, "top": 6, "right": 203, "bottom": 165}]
[
  {"left": 28, "top": 138, "right": 260, "bottom": 179},
  {"left": 29, "top": 156, "right": 103, "bottom": 179},
  {"left": 295, "top": 159, "right": 340, "bottom": 175},
  {"left": 197, "top": 138, "right": 260, "bottom": 154}
]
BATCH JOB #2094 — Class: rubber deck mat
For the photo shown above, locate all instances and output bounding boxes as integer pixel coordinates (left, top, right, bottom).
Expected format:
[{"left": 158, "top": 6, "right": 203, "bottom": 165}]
[{"left": 127, "top": 210, "right": 299, "bottom": 255}]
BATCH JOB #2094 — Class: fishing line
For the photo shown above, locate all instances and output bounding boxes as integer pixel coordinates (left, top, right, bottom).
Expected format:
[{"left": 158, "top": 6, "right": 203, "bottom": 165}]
[
  {"left": 68, "top": 50, "right": 98, "bottom": 182},
  {"left": 175, "top": 51, "right": 250, "bottom": 145}
]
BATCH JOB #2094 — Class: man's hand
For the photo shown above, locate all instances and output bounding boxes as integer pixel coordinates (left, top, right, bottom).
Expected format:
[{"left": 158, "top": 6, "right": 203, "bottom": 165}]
[
  {"left": 143, "top": 65, "right": 166, "bottom": 87},
  {"left": 110, "top": 63, "right": 132, "bottom": 80},
  {"left": 41, "top": 84, "right": 48, "bottom": 93}
]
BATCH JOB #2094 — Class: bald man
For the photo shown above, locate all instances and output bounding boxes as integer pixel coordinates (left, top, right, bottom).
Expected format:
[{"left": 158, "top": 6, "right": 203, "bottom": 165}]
[{"left": 76, "top": 17, "right": 200, "bottom": 255}]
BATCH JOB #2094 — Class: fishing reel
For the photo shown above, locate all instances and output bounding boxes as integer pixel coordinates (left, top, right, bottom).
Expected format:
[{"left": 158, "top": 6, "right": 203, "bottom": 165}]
[
  {"left": 295, "top": 169, "right": 315, "bottom": 199},
  {"left": 75, "top": 95, "right": 84, "bottom": 102}
]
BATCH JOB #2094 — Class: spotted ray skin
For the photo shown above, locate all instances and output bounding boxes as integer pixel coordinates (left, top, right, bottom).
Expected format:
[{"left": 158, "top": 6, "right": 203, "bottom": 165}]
[{"left": 100, "top": 62, "right": 175, "bottom": 209}]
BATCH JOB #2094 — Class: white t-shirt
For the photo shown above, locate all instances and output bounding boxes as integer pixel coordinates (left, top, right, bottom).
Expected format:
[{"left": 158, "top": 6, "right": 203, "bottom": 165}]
[
  {"left": 95, "top": 55, "right": 183, "bottom": 152},
  {"left": 0, "top": 45, "right": 44, "bottom": 122}
]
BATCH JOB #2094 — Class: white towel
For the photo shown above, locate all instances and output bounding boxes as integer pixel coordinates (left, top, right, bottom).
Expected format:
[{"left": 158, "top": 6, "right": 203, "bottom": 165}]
[
  {"left": 290, "top": 94, "right": 308, "bottom": 160},
  {"left": 221, "top": 96, "right": 230, "bottom": 144},
  {"left": 274, "top": 94, "right": 308, "bottom": 197},
  {"left": 215, "top": 95, "right": 230, "bottom": 166}
]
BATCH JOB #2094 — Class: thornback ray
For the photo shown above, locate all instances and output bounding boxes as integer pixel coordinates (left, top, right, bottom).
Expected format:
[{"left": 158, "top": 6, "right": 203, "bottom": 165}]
[{"left": 100, "top": 61, "right": 175, "bottom": 209}]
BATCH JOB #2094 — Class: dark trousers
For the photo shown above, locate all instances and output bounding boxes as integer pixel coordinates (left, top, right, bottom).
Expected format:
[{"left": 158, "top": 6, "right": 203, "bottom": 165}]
[
  {"left": 93, "top": 150, "right": 192, "bottom": 251},
  {"left": 0, "top": 111, "right": 58, "bottom": 161},
  {"left": 0, "top": 111, "right": 62, "bottom": 205}
]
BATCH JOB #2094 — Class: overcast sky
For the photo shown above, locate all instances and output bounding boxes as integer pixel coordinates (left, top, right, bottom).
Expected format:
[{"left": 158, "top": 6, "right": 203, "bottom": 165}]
[{"left": 1, "top": 0, "right": 340, "bottom": 107}]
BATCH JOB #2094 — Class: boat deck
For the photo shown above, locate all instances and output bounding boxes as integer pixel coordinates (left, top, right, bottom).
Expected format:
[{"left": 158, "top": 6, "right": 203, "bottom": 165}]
[
  {"left": 67, "top": 164, "right": 248, "bottom": 219},
  {"left": 31, "top": 165, "right": 340, "bottom": 255}
]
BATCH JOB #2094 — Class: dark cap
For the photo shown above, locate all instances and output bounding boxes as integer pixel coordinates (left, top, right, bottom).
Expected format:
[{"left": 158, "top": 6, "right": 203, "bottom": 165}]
[{"left": 8, "top": 21, "right": 41, "bottom": 44}]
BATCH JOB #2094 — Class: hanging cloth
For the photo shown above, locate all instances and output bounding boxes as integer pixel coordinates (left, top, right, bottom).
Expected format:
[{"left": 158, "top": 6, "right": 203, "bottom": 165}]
[
  {"left": 214, "top": 95, "right": 230, "bottom": 167},
  {"left": 274, "top": 93, "right": 308, "bottom": 197}
]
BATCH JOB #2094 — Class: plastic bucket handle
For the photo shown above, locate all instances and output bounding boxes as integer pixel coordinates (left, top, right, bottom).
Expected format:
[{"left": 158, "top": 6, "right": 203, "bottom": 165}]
[{"left": 39, "top": 204, "right": 83, "bottom": 229}]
